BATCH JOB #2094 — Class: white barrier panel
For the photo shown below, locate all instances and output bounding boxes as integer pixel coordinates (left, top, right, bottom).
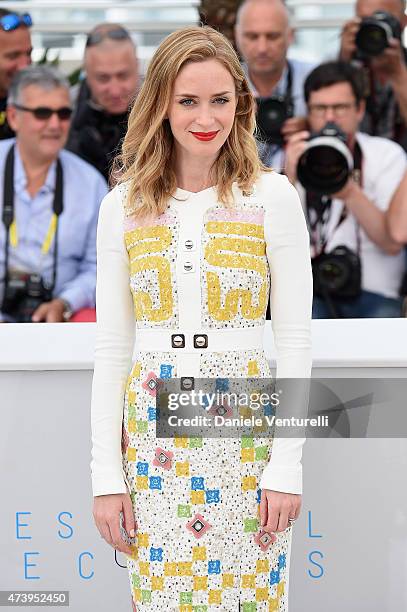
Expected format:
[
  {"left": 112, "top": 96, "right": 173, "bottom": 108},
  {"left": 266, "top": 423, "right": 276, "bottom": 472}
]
[{"left": 1, "top": 320, "right": 407, "bottom": 611}]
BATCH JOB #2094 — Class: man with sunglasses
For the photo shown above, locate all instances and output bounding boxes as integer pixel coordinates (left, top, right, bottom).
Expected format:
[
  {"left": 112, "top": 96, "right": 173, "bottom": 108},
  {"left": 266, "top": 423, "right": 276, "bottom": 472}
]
[
  {"left": 0, "top": 8, "right": 33, "bottom": 140},
  {"left": 0, "top": 65, "right": 108, "bottom": 323},
  {"left": 66, "top": 23, "right": 139, "bottom": 181}
]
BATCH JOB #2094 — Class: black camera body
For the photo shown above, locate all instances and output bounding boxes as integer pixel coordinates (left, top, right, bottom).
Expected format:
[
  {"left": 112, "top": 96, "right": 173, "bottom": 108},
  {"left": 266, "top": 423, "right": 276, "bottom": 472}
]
[
  {"left": 312, "top": 245, "right": 362, "bottom": 299},
  {"left": 256, "top": 94, "right": 294, "bottom": 146},
  {"left": 297, "top": 122, "right": 354, "bottom": 195},
  {"left": 355, "top": 10, "right": 402, "bottom": 58},
  {"left": 1, "top": 270, "right": 52, "bottom": 322}
]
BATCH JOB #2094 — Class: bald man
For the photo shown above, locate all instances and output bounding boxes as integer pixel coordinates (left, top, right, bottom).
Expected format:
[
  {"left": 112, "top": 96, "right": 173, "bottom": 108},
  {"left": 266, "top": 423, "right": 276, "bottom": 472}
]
[
  {"left": 66, "top": 23, "right": 139, "bottom": 180},
  {"left": 235, "top": 0, "right": 315, "bottom": 171},
  {"left": 339, "top": 0, "right": 407, "bottom": 151}
]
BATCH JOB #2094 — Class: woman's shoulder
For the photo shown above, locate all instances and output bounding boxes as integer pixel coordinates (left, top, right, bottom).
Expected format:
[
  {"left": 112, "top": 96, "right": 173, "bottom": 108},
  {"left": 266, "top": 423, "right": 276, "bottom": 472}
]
[
  {"left": 98, "top": 183, "right": 130, "bottom": 230},
  {"left": 255, "top": 169, "right": 292, "bottom": 194},
  {"left": 254, "top": 170, "right": 300, "bottom": 205}
]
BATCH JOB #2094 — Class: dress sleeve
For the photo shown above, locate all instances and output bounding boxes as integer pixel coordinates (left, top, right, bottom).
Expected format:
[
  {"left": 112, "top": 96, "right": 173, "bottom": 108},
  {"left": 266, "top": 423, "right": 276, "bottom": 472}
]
[
  {"left": 90, "top": 185, "right": 136, "bottom": 497},
  {"left": 260, "top": 173, "right": 313, "bottom": 494}
]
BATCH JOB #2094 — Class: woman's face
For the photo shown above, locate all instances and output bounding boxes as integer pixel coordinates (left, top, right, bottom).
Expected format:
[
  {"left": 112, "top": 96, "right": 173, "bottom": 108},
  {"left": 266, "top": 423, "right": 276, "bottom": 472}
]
[{"left": 166, "top": 58, "right": 237, "bottom": 162}]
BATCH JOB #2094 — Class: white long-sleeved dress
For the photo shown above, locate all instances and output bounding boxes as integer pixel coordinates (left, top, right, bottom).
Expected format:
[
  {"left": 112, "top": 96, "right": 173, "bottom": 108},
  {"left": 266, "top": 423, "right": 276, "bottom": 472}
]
[{"left": 90, "top": 171, "right": 313, "bottom": 611}]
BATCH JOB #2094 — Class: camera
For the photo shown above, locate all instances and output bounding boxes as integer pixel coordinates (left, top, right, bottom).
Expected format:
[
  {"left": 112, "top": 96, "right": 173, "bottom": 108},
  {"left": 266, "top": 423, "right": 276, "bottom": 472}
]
[
  {"left": 256, "top": 95, "right": 294, "bottom": 146},
  {"left": 355, "top": 10, "right": 402, "bottom": 58},
  {"left": 1, "top": 270, "right": 52, "bottom": 322},
  {"left": 312, "top": 245, "right": 361, "bottom": 299},
  {"left": 297, "top": 122, "right": 353, "bottom": 195}
]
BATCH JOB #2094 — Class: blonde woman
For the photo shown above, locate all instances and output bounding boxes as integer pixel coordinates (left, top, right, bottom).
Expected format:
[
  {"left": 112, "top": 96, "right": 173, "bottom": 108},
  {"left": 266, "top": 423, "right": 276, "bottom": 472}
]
[{"left": 90, "top": 25, "right": 312, "bottom": 611}]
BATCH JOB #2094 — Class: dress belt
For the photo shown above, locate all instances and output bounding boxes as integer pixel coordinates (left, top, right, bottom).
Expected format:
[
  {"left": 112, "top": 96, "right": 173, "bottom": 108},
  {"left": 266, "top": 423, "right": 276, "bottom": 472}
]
[{"left": 134, "top": 326, "right": 265, "bottom": 352}]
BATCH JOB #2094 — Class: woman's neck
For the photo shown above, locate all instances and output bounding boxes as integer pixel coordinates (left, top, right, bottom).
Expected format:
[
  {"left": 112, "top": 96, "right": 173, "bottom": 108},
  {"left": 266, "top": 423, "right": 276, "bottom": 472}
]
[{"left": 173, "top": 149, "right": 216, "bottom": 193}]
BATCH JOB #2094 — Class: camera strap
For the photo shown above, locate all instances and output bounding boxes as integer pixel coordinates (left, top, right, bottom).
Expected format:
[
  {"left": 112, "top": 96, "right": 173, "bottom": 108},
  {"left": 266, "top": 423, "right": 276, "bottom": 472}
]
[
  {"left": 284, "top": 60, "right": 294, "bottom": 115},
  {"left": 2, "top": 144, "right": 64, "bottom": 293},
  {"left": 307, "top": 140, "right": 363, "bottom": 256}
]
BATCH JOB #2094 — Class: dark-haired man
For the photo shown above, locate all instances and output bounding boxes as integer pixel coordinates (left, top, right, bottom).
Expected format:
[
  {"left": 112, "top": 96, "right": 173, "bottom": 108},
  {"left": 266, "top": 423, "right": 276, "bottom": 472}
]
[
  {"left": 66, "top": 23, "right": 139, "bottom": 181},
  {"left": 285, "top": 61, "right": 407, "bottom": 318},
  {"left": 0, "top": 8, "right": 32, "bottom": 140},
  {"left": 339, "top": 0, "right": 407, "bottom": 150}
]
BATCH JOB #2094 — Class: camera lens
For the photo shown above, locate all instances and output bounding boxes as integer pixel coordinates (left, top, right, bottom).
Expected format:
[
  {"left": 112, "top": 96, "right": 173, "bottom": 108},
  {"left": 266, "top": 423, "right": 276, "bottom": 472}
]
[
  {"left": 318, "top": 259, "right": 350, "bottom": 292},
  {"left": 356, "top": 23, "right": 388, "bottom": 56},
  {"left": 355, "top": 11, "right": 401, "bottom": 58},
  {"left": 298, "top": 139, "right": 352, "bottom": 195}
]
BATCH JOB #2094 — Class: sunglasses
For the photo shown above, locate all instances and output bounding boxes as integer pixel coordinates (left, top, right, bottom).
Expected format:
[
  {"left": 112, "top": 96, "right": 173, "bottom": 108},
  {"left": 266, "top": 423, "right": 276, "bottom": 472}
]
[
  {"left": 86, "top": 27, "right": 131, "bottom": 48},
  {"left": 13, "top": 104, "right": 73, "bottom": 121},
  {"left": 0, "top": 13, "right": 33, "bottom": 32}
]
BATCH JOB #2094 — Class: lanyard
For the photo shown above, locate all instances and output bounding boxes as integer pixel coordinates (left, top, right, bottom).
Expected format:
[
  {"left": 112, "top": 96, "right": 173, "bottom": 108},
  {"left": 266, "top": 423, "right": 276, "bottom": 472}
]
[
  {"left": 306, "top": 140, "right": 363, "bottom": 256},
  {"left": 2, "top": 144, "right": 64, "bottom": 291},
  {"left": 9, "top": 212, "right": 57, "bottom": 254}
]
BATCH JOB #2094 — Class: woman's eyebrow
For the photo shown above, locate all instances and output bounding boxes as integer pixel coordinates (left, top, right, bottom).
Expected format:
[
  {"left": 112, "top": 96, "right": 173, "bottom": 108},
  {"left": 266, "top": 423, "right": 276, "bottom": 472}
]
[{"left": 174, "top": 91, "right": 233, "bottom": 97}]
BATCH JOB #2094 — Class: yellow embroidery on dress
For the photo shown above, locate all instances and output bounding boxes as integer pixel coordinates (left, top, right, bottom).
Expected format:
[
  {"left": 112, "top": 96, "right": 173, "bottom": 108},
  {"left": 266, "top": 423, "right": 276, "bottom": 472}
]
[
  {"left": 206, "top": 220, "right": 264, "bottom": 239},
  {"left": 130, "top": 256, "right": 173, "bottom": 321},
  {"left": 248, "top": 360, "right": 260, "bottom": 376},
  {"left": 125, "top": 226, "right": 173, "bottom": 322},
  {"left": 125, "top": 226, "right": 172, "bottom": 255},
  {"left": 205, "top": 222, "right": 267, "bottom": 321}
]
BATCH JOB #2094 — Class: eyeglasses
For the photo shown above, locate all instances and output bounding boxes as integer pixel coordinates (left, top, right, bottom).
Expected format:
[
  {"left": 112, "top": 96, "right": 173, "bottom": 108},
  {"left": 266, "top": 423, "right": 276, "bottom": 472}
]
[
  {"left": 0, "top": 13, "right": 33, "bottom": 32},
  {"left": 308, "top": 102, "right": 357, "bottom": 118},
  {"left": 85, "top": 27, "right": 131, "bottom": 48},
  {"left": 13, "top": 104, "right": 73, "bottom": 121}
]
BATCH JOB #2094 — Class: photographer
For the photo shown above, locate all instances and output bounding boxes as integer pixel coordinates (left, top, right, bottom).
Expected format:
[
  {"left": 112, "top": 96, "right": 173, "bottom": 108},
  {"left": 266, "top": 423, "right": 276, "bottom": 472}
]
[
  {"left": 339, "top": 0, "right": 407, "bottom": 151},
  {"left": 66, "top": 23, "right": 139, "bottom": 181},
  {"left": 0, "top": 8, "right": 32, "bottom": 140},
  {"left": 285, "top": 61, "right": 406, "bottom": 318},
  {"left": 234, "top": 0, "right": 314, "bottom": 171},
  {"left": 0, "top": 65, "right": 108, "bottom": 323}
]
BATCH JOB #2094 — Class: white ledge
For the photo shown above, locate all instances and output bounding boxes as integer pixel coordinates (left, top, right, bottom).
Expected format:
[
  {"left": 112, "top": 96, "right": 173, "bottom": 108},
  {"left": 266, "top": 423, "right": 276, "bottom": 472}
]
[{"left": 0, "top": 319, "right": 406, "bottom": 371}]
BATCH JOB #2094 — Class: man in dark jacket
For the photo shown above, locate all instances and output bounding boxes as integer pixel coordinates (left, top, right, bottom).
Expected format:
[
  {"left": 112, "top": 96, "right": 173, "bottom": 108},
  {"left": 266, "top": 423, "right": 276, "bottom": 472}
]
[
  {"left": 66, "top": 23, "right": 139, "bottom": 182},
  {"left": 0, "top": 8, "right": 32, "bottom": 140}
]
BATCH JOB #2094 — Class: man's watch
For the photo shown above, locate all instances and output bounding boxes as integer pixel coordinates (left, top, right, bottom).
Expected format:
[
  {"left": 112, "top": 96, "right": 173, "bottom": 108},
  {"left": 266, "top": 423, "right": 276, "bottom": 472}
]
[{"left": 60, "top": 299, "right": 73, "bottom": 322}]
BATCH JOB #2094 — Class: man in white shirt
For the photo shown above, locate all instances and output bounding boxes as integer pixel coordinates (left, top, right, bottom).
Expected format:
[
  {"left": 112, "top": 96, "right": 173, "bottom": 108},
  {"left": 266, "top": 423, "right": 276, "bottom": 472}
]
[
  {"left": 235, "top": 0, "right": 315, "bottom": 171},
  {"left": 284, "top": 61, "right": 407, "bottom": 318}
]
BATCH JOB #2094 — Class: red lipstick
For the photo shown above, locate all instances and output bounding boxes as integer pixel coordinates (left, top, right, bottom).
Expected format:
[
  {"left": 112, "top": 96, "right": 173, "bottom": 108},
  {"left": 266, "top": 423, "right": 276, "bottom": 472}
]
[{"left": 191, "top": 131, "right": 219, "bottom": 141}]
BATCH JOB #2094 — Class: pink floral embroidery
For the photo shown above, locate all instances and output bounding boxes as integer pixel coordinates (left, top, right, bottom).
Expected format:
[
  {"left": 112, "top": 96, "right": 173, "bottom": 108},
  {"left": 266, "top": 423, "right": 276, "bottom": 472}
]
[
  {"left": 206, "top": 208, "right": 265, "bottom": 224},
  {"left": 153, "top": 447, "right": 174, "bottom": 470},
  {"left": 141, "top": 371, "right": 162, "bottom": 396},
  {"left": 186, "top": 514, "right": 212, "bottom": 539},
  {"left": 254, "top": 529, "right": 276, "bottom": 551}
]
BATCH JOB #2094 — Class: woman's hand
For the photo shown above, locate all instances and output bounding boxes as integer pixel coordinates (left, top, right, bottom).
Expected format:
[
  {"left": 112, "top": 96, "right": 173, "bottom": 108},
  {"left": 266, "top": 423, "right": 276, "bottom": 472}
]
[
  {"left": 93, "top": 492, "right": 137, "bottom": 556},
  {"left": 260, "top": 489, "right": 302, "bottom": 540}
]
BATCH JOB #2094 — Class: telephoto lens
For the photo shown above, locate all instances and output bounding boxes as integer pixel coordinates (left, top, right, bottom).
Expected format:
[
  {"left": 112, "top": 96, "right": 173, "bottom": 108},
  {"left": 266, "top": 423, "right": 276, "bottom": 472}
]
[
  {"left": 355, "top": 10, "right": 402, "bottom": 57},
  {"left": 297, "top": 122, "right": 353, "bottom": 195}
]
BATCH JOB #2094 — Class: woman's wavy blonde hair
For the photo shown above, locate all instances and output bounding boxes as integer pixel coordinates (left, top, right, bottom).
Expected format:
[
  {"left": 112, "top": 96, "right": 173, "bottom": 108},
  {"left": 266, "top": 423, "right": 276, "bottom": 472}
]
[{"left": 113, "top": 25, "right": 269, "bottom": 218}]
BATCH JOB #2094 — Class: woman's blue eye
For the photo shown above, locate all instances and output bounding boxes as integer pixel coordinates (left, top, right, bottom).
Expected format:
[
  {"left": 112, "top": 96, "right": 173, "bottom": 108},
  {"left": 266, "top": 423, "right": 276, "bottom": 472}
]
[{"left": 179, "top": 97, "right": 229, "bottom": 106}]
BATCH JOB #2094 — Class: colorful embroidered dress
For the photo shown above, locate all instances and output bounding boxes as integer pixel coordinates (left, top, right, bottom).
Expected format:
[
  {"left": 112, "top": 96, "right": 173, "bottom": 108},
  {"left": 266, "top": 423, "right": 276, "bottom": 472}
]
[{"left": 90, "top": 172, "right": 312, "bottom": 611}]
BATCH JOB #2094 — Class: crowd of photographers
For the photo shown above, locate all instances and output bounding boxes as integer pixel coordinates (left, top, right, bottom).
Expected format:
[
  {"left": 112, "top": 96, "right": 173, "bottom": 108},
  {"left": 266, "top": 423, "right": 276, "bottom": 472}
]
[{"left": 0, "top": 0, "right": 407, "bottom": 323}]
